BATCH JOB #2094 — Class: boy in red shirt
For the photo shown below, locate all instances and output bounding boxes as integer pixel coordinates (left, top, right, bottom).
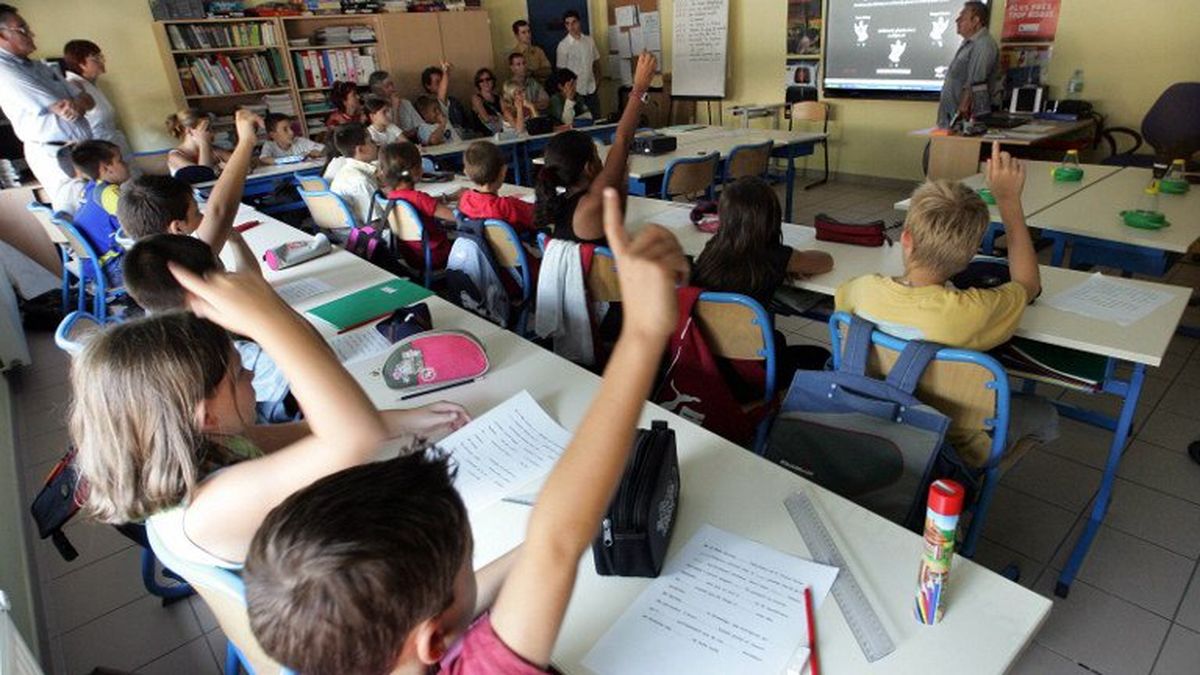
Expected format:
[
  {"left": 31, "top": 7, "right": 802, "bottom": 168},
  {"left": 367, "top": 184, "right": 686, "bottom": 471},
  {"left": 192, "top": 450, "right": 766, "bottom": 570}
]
[
  {"left": 377, "top": 141, "right": 457, "bottom": 271},
  {"left": 244, "top": 190, "right": 688, "bottom": 675},
  {"left": 457, "top": 140, "right": 536, "bottom": 234}
]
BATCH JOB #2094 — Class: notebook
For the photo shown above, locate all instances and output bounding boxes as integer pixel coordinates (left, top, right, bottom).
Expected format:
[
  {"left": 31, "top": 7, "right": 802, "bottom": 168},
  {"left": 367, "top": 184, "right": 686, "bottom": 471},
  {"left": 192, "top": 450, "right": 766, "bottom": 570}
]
[{"left": 306, "top": 279, "right": 432, "bottom": 332}]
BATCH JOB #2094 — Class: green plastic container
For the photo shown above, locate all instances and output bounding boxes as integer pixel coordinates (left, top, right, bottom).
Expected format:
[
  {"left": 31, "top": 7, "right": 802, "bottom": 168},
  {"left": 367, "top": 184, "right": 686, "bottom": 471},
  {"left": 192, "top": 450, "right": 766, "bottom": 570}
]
[
  {"left": 1159, "top": 179, "right": 1190, "bottom": 195},
  {"left": 1052, "top": 166, "right": 1084, "bottom": 182},
  {"left": 1120, "top": 209, "right": 1169, "bottom": 230},
  {"left": 977, "top": 188, "right": 996, "bottom": 205}
]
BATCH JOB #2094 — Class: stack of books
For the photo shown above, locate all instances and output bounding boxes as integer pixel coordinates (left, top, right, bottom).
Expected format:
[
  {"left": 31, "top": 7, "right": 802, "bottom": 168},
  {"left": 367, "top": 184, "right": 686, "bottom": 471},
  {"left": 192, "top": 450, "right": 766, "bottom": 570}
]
[
  {"left": 314, "top": 26, "right": 351, "bottom": 45},
  {"left": 291, "top": 47, "right": 377, "bottom": 87},
  {"left": 166, "top": 22, "right": 278, "bottom": 50},
  {"left": 263, "top": 92, "right": 297, "bottom": 117},
  {"left": 991, "top": 338, "right": 1106, "bottom": 393},
  {"left": 178, "top": 52, "right": 288, "bottom": 96}
]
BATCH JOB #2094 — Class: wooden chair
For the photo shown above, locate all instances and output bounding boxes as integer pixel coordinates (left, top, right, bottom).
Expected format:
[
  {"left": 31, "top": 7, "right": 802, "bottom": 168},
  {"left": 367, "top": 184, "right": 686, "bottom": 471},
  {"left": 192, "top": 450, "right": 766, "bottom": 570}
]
[
  {"left": 294, "top": 172, "right": 329, "bottom": 192},
  {"left": 49, "top": 213, "right": 125, "bottom": 321},
  {"left": 482, "top": 219, "right": 535, "bottom": 334},
  {"left": 695, "top": 292, "right": 778, "bottom": 450},
  {"left": 661, "top": 151, "right": 720, "bottom": 202},
  {"left": 146, "top": 518, "right": 293, "bottom": 675},
  {"left": 828, "top": 311, "right": 1038, "bottom": 557},
  {"left": 297, "top": 187, "right": 356, "bottom": 238},
  {"left": 586, "top": 246, "right": 621, "bottom": 303},
  {"left": 789, "top": 101, "right": 830, "bottom": 189},
  {"left": 130, "top": 149, "right": 171, "bottom": 176},
  {"left": 724, "top": 140, "right": 774, "bottom": 183},
  {"left": 379, "top": 195, "right": 445, "bottom": 289}
]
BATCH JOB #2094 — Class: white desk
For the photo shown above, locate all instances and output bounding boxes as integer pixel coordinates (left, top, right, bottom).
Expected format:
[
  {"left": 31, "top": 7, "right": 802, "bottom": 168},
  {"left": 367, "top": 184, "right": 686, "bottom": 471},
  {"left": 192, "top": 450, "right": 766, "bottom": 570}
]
[
  {"left": 192, "top": 159, "right": 325, "bottom": 191},
  {"left": 230, "top": 202, "right": 1050, "bottom": 675}
]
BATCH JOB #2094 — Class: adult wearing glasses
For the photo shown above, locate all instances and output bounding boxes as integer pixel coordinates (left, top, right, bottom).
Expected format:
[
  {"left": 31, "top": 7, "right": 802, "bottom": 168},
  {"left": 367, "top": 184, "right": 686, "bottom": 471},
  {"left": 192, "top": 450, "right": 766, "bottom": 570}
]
[
  {"left": 470, "top": 67, "right": 503, "bottom": 135},
  {"left": 0, "top": 4, "right": 93, "bottom": 195},
  {"left": 62, "top": 39, "right": 132, "bottom": 162}
]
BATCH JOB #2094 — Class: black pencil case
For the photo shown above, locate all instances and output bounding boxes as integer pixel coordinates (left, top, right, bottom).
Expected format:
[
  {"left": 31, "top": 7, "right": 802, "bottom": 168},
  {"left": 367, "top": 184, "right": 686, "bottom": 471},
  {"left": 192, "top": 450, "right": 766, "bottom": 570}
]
[{"left": 592, "top": 420, "right": 680, "bottom": 578}]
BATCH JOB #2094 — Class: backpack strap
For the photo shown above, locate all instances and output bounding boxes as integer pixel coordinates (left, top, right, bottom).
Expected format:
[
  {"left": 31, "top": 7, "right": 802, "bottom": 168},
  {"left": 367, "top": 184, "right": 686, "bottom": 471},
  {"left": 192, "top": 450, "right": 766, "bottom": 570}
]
[
  {"left": 884, "top": 340, "right": 944, "bottom": 395},
  {"left": 838, "top": 314, "right": 877, "bottom": 376}
]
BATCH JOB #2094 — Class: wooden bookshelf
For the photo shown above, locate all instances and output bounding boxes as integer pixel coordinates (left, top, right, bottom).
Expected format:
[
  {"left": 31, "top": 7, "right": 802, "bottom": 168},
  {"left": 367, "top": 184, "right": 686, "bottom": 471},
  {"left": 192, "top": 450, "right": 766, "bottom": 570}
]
[{"left": 155, "top": 11, "right": 495, "bottom": 139}]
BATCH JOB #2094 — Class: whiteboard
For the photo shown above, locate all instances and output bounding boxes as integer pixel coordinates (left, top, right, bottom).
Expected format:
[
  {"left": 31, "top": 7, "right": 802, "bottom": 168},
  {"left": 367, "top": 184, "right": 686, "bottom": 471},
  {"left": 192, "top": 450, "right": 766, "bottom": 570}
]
[{"left": 671, "top": 0, "right": 729, "bottom": 98}]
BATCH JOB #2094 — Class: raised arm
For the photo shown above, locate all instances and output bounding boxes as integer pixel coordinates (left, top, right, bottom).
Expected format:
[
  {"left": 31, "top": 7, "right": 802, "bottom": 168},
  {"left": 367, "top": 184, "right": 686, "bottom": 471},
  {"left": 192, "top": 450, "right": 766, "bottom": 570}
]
[
  {"left": 169, "top": 263, "right": 389, "bottom": 561},
  {"left": 986, "top": 142, "right": 1039, "bottom": 300},
  {"left": 571, "top": 52, "right": 655, "bottom": 240},
  {"left": 437, "top": 62, "right": 452, "bottom": 104},
  {"left": 490, "top": 188, "right": 687, "bottom": 665},
  {"left": 196, "top": 110, "right": 260, "bottom": 254}
]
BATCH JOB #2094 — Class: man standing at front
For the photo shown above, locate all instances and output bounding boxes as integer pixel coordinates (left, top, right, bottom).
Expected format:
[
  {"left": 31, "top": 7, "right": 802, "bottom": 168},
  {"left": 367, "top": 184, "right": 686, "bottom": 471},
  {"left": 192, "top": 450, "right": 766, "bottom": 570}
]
[
  {"left": 936, "top": 1, "right": 1000, "bottom": 128},
  {"left": 556, "top": 10, "right": 601, "bottom": 118},
  {"left": 510, "top": 19, "right": 552, "bottom": 84},
  {"left": 0, "top": 4, "right": 92, "bottom": 194}
]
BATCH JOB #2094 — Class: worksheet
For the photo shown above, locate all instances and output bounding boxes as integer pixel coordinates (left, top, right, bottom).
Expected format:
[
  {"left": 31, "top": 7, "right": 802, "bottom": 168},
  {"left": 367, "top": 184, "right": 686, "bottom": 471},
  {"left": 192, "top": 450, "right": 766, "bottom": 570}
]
[
  {"left": 328, "top": 326, "right": 392, "bottom": 364},
  {"left": 272, "top": 277, "right": 333, "bottom": 304},
  {"left": 1042, "top": 272, "right": 1176, "bottom": 326},
  {"left": 436, "top": 390, "right": 571, "bottom": 513},
  {"left": 583, "top": 524, "right": 838, "bottom": 675}
]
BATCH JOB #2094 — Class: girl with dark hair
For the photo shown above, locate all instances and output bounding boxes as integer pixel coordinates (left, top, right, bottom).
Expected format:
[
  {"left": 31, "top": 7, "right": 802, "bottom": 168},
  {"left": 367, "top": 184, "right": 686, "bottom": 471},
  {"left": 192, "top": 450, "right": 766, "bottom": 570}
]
[
  {"left": 62, "top": 39, "right": 132, "bottom": 160},
  {"left": 692, "top": 176, "right": 835, "bottom": 381},
  {"left": 470, "top": 67, "right": 503, "bottom": 134},
  {"left": 326, "top": 81, "right": 367, "bottom": 129},
  {"left": 534, "top": 52, "right": 656, "bottom": 244}
]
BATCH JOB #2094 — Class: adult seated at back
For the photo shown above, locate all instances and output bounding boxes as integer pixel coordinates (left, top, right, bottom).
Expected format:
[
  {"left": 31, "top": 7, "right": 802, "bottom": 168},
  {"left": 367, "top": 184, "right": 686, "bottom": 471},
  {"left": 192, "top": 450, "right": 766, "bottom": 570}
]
[
  {"left": 367, "top": 69, "right": 421, "bottom": 140},
  {"left": 509, "top": 19, "right": 552, "bottom": 83},
  {"left": 546, "top": 68, "right": 592, "bottom": 127},
  {"left": 534, "top": 52, "right": 655, "bottom": 244},
  {"left": 470, "top": 67, "right": 504, "bottom": 135},
  {"left": 166, "top": 109, "right": 232, "bottom": 184},
  {"left": 506, "top": 51, "right": 549, "bottom": 112}
]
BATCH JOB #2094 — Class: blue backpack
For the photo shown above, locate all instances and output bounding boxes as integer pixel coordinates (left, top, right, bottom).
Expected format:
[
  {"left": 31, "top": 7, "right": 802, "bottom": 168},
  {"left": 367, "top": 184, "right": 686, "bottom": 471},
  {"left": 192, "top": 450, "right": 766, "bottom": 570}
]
[{"left": 763, "top": 315, "right": 970, "bottom": 531}]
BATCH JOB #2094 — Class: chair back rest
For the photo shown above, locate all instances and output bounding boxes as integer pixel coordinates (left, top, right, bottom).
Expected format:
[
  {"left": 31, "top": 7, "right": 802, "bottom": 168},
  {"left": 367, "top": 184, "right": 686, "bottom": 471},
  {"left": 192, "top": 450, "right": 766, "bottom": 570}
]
[
  {"left": 1142, "top": 82, "right": 1200, "bottom": 161},
  {"left": 145, "top": 519, "right": 288, "bottom": 675},
  {"left": 54, "top": 311, "right": 103, "bottom": 354},
  {"left": 482, "top": 219, "right": 532, "bottom": 298},
  {"left": 586, "top": 246, "right": 621, "bottom": 302},
  {"left": 49, "top": 214, "right": 100, "bottom": 264},
  {"left": 828, "top": 311, "right": 1008, "bottom": 461},
  {"left": 130, "top": 149, "right": 171, "bottom": 176},
  {"left": 26, "top": 202, "right": 67, "bottom": 244},
  {"left": 694, "top": 291, "right": 776, "bottom": 401},
  {"left": 663, "top": 152, "right": 719, "bottom": 200},
  {"left": 725, "top": 141, "right": 774, "bottom": 181},
  {"left": 294, "top": 173, "right": 329, "bottom": 192},
  {"left": 791, "top": 101, "right": 829, "bottom": 126},
  {"left": 298, "top": 188, "right": 357, "bottom": 233},
  {"left": 381, "top": 196, "right": 425, "bottom": 242}
]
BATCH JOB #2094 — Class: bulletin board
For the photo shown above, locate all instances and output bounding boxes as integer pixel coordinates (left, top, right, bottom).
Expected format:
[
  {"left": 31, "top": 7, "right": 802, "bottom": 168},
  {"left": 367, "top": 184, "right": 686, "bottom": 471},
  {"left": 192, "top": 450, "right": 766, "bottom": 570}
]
[{"left": 605, "top": 0, "right": 664, "bottom": 87}]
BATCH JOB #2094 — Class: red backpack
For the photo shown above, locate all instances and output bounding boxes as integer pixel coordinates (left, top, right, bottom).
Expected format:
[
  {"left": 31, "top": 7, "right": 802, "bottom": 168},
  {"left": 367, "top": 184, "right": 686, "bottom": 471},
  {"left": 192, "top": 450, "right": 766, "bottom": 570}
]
[{"left": 652, "top": 287, "right": 764, "bottom": 447}]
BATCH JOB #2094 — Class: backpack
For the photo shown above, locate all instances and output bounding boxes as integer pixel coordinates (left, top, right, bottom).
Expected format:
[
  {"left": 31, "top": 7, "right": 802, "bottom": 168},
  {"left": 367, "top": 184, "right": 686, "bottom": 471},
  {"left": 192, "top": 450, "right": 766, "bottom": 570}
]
[
  {"left": 444, "top": 226, "right": 510, "bottom": 327},
  {"left": 652, "top": 287, "right": 761, "bottom": 447},
  {"left": 29, "top": 447, "right": 85, "bottom": 561},
  {"left": 346, "top": 194, "right": 406, "bottom": 276},
  {"left": 763, "top": 315, "right": 970, "bottom": 531}
]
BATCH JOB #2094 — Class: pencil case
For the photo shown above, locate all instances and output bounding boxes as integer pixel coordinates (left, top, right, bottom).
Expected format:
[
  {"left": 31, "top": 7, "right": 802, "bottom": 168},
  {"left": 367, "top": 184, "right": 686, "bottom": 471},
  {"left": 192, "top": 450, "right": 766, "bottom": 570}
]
[
  {"left": 263, "top": 233, "right": 331, "bottom": 270},
  {"left": 689, "top": 200, "right": 720, "bottom": 233},
  {"left": 592, "top": 420, "right": 680, "bottom": 578},
  {"left": 381, "top": 330, "right": 489, "bottom": 395},
  {"left": 375, "top": 303, "right": 432, "bottom": 343},
  {"left": 813, "top": 213, "right": 887, "bottom": 247}
]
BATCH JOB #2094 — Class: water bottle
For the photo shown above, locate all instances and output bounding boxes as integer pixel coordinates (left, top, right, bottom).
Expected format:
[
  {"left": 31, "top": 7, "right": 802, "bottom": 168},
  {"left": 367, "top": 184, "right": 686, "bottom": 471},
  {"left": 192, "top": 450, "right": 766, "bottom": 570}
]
[
  {"left": 1161, "top": 159, "right": 1189, "bottom": 194},
  {"left": 914, "top": 479, "right": 964, "bottom": 625},
  {"left": 1066, "top": 69, "right": 1084, "bottom": 98},
  {"left": 1054, "top": 149, "right": 1084, "bottom": 181}
]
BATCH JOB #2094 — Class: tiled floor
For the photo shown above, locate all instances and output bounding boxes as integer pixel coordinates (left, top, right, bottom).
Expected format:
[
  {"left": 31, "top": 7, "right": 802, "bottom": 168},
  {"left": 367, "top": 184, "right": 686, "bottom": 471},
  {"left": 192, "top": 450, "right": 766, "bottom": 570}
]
[{"left": 9, "top": 177, "right": 1200, "bottom": 674}]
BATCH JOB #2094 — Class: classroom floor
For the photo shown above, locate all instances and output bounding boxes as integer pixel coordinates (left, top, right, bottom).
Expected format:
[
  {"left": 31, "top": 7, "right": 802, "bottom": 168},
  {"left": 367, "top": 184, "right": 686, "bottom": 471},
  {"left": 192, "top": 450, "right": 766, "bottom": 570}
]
[{"left": 8, "top": 178, "right": 1200, "bottom": 674}]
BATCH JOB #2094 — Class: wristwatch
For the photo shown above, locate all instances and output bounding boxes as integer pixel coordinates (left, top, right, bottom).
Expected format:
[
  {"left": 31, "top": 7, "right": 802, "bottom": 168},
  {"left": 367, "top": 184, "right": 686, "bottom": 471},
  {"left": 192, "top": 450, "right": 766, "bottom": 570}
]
[{"left": 631, "top": 89, "right": 649, "bottom": 103}]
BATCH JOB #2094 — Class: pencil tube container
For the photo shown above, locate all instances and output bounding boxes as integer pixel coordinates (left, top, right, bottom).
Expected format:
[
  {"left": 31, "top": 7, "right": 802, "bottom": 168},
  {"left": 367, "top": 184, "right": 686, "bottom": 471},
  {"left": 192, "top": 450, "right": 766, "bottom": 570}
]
[
  {"left": 263, "top": 233, "right": 331, "bottom": 270},
  {"left": 915, "top": 479, "right": 964, "bottom": 625}
]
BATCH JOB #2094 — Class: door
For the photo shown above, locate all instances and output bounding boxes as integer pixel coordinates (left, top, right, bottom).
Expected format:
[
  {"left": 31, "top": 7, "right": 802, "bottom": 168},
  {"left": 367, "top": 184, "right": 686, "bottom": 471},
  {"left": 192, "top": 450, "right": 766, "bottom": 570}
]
[{"left": 526, "top": 0, "right": 590, "bottom": 68}]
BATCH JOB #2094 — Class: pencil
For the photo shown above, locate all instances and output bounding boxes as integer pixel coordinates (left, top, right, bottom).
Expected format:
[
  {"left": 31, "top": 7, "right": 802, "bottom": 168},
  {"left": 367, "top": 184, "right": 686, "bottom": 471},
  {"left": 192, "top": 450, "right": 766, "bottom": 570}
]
[{"left": 804, "top": 585, "right": 820, "bottom": 675}]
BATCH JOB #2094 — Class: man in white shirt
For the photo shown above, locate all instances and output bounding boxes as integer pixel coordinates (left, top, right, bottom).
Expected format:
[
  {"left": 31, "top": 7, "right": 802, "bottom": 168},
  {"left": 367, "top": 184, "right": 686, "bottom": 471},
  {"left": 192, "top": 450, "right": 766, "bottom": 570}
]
[
  {"left": 0, "top": 5, "right": 93, "bottom": 195},
  {"left": 555, "top": 10, "right": 601, "bottom": 118},
  {"left": 328, "top": 124, "right": 380, "bottom": 227}
]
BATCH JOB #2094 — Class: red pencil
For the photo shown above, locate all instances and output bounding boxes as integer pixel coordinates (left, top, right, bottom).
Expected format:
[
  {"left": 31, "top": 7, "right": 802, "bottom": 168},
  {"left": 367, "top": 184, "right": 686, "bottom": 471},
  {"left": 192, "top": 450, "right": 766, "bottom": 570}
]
[
  {"left": 234, "top": 220, "right": 261, "bottom": 233},
  {"left": 804, "top": 585, "right": 821, "bottom": 675}
]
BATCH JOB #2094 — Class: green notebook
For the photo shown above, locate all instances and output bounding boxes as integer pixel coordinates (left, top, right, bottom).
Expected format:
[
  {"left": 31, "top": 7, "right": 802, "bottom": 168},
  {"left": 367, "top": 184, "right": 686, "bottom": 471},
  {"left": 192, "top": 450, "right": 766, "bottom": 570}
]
[{"left": 306, "top": 279, "right": 432, "bottom": 331}]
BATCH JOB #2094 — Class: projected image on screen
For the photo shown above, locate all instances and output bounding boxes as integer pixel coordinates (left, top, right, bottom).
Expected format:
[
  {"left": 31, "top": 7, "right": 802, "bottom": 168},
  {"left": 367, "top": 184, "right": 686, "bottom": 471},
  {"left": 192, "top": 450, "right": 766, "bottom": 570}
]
[{"left": 824, "top": 0, "right": 989, "bottom": 97}]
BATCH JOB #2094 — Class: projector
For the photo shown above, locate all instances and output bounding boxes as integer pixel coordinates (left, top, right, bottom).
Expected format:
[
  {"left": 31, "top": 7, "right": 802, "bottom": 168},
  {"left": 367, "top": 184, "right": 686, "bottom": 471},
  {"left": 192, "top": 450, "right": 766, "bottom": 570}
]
[{"left": 631, "top": 134, "right": 677, "bottom": 155}]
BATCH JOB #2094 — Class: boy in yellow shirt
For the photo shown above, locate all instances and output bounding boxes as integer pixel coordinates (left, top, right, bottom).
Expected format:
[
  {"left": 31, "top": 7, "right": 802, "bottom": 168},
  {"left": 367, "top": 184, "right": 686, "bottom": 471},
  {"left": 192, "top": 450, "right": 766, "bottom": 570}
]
[{"left": 836, "top": 142, "right": 1056, "bottom": 466}]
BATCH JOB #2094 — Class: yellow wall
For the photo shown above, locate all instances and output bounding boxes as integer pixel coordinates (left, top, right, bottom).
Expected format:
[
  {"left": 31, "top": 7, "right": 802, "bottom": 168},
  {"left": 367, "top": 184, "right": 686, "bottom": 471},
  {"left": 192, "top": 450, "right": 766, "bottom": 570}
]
[
  {"left": 13, "top": 0, "right": 179, "bottom": 153},
  {"left": 12, "top": 1, "right": 1199, "bottom": 173}
]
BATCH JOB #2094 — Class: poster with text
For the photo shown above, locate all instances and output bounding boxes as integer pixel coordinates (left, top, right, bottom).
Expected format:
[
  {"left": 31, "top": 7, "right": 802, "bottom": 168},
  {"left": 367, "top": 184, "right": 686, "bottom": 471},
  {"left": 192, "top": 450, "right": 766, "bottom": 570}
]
[{"left": 1002, "top": 0, "right": 1061, "bottom": 42}]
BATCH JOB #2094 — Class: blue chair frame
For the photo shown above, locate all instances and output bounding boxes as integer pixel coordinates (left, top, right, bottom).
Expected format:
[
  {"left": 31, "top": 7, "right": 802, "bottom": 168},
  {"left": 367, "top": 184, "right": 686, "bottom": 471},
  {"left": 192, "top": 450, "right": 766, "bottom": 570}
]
[
  {"left": 27, "top": 202, "right": 73, "bottom": 313},
  {"left": 827, "top": 311, "right": 1011, "bottom": 558},
  {"left": 481, "top": 218, "right": 535, "bottom": 334},
  {"left": 53, "top": 311, "right": 101, "bottom": 356},
  {"left": 146, "top": 522, "right": 295, "bottom": 675},
  {"left": 48, "top": 213, "right": 125, "bottom": 321},
  {"left": 696, "top": 292, "right": 778, "bottom": 451},
  {"left": 661, "top": 151, "right": 720, "bottom": 201},
  {"left": 377, "top": 194, "right": 439, "bottom": 289},
  {"left": 723, "top": 140, "right": 775, "bottom": 183},
  {"left": 297, "top": 187, "right": 358, "bottom": 233}
]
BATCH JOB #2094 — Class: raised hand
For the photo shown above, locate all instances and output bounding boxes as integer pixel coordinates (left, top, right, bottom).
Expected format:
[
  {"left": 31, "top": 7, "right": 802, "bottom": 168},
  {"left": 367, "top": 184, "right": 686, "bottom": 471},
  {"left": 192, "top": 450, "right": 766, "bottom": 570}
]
[
  {"left": 234, "top": 109, "right": 263, "bottom": 145},
  {"left": 854, "top": 20, "right": 870, "bottom": 43},
  {"left": 985, "top": 141, "right": 1026, "bottom": 206},
  {"left": 930, "top": 15, "right": 951, "bottom": 41},
  {"left": 889, "top": 40, "right": 907, "bottom": 64},
  {"left": 602, "top": 187, "right": 687, "bottom": 342},
  {"left": 633, "top": 51, "right": 656, "bottom": 90},
  {"left": 168, "top": 262, "right": 293, "bottom": 340}
]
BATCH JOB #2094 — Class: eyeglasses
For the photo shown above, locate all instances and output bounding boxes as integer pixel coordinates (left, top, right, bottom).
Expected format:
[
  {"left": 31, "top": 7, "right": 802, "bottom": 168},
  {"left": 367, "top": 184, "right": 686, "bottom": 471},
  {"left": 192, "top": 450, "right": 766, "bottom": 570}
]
[{"left": 477, "top": 77, "right": 494, "bottom": 83}]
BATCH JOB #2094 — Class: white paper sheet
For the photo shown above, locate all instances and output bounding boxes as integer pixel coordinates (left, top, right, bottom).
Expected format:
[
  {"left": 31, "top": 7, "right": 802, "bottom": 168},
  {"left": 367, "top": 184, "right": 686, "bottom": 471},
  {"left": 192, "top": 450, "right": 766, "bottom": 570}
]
[
  {"left": 651, "top": 50, "right": 663, "bottom": 72},
  {"left": 619, "top": 59, "right": 634, "bottom": 86},
  {"left": 419, "top": 180, "right": 462, "bottom": 199},
  {"left": 629, "top": 26, "right": 645, "bottom": 55},
  {"left": 608, "top": 55, "right": 625, "bottom": 81},
  {"left": 273, "top": 278, "right": 334, "bottom": 305},
  {"left": 615, "top": 4, "right": 639, "bottom": 27},
  {"left": 328, "top": 327, "right": 393, "bottom": 364},
  {"left": 1042, "top": 272, "right": 1177, "bottom": 327},
  {"left": 642, "top": 11, "right": 662, "bottom": 50},
  {"left": 435, "top": 390, "right": 570, "bottom": 513},
  {"left": 649, "top": 206, "right": 697, "bottom": 229},
  {"left": 583, "top": 524, "right": 839, "bottom": 675},
  {"left": 607, "top": 26, "right": 622, "bottom": 54},
  {"left": 615, "top": 30, "right": 632, "bottom": 58}
]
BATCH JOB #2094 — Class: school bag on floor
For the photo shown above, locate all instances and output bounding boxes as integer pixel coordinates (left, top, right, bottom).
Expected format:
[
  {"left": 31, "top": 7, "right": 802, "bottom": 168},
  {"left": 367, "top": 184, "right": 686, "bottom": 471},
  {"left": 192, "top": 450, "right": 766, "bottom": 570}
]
[{"left": 763, "top": 315, "right": 969, "bottom": 531}]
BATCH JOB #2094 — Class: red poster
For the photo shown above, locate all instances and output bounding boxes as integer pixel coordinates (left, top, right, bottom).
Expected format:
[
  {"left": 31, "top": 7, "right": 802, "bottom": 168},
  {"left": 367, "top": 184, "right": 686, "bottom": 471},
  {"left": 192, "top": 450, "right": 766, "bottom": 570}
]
[{"left": 1002, "top": 0, "right": 1061, "bottom": 42}]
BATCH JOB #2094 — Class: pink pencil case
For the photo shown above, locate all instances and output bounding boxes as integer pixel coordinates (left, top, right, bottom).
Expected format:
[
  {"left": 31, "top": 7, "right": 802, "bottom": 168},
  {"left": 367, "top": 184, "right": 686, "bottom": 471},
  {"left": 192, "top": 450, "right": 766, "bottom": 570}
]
[
  {"left": 382, "top": 330, "right": 489, "bottom": 395},
  {"left": 263, "top": 233, "right": 331, "bottom": 270}
]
